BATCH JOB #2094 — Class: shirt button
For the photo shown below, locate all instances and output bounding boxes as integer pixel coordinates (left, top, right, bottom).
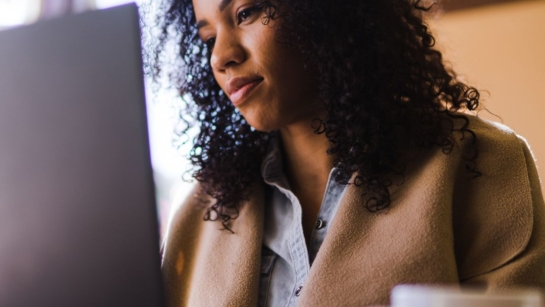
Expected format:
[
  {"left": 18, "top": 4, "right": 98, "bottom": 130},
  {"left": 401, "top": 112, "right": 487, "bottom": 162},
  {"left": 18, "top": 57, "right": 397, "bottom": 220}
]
[
  {"left": 315, "top": 219, "right": 326, "bottom": 229},
  {"left": 295, "top": 285, "right": 303, "bottom": 296}
]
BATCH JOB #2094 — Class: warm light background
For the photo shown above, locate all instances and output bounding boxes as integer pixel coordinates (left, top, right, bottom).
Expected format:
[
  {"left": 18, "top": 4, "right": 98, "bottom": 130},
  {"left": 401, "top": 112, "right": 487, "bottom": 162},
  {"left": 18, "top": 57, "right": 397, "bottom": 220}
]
[{"left": 429, "top": 0, "right": 545, "bottom": 192}]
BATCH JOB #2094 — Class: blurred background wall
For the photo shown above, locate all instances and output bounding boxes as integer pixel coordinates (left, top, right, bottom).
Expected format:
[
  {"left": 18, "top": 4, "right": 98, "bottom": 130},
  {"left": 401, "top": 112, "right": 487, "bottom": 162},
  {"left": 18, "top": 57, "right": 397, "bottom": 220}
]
[{"left": 428, "top": 0, "right": 545, "bottom": 193}]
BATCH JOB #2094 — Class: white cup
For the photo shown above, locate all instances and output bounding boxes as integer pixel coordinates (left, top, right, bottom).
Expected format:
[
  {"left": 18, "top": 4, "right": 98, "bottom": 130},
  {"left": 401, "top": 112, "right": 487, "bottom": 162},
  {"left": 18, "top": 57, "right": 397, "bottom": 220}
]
[{"left": 391, "top": 285, "right": 543, "bottom": 307}]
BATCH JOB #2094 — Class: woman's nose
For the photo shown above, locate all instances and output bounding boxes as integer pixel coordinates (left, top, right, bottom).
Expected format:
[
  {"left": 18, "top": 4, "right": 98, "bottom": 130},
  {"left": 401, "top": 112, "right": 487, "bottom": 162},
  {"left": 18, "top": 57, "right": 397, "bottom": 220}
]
[{"left": 210, "top": 33, "right": 246, "bottom": 72}]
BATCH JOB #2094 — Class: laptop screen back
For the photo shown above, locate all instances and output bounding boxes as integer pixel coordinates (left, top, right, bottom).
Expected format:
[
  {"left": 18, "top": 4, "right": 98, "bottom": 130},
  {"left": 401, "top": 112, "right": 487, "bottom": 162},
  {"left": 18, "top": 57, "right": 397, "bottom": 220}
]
[{"left": 0, "top": 4, "right": 164, "bottom": 307}]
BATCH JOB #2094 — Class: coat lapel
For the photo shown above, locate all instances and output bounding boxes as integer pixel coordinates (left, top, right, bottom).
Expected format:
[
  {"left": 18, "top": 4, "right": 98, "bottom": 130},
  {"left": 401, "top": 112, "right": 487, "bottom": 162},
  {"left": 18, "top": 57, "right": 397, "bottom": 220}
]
[
  {"left": 297, "top": 153, "right": 461, "bottom": 306},
  {"left": 162, "top": 183, "right": 265, "bottom": 307}
]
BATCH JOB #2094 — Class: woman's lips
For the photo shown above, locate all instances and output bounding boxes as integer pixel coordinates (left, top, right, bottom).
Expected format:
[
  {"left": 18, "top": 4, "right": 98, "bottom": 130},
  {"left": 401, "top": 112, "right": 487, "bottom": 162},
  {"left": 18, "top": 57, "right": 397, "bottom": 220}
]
[{"left": 228, "top": 78, "right": 263, "bottom": 106}]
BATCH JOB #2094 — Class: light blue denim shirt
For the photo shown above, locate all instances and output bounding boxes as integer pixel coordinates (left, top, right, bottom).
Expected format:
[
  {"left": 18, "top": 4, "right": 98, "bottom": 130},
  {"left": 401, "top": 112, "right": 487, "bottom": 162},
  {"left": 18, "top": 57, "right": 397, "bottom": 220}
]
[{"left": 258, "top": 136, "right": 348, "bottom": 307}]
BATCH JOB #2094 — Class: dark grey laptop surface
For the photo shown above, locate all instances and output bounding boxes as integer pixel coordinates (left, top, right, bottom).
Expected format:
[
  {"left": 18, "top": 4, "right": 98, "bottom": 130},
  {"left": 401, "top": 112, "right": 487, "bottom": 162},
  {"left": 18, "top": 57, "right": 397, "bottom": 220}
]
[{"left": 0, "top": 4, "right": 164, "bottom": 307}]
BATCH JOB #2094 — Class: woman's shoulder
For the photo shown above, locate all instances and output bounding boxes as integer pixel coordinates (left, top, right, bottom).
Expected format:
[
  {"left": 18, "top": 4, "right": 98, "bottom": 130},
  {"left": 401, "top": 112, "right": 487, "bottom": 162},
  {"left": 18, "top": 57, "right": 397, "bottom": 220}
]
[
  {"left": 434, "top": 114, "right": 536, "bottom": 184},
  {"left": 159, "top": 184, "right": 210, "bottom": 257},
  {"left": 455, "top": 115, "right": 538, "bottom": 201},
  {"left": 465, "top": 115, "right": 529, "bottom": 151},
  {"left": 449, "top": 114, "right": 543, "bottom": 280}
]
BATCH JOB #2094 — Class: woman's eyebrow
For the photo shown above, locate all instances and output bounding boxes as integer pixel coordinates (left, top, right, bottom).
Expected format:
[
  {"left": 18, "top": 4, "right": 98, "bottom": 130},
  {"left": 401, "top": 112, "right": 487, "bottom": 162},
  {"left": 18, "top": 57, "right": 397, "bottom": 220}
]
[
  {"left": 218, "top": 0, "right": 233, "bottom": 12},
  {"left": 197, "top": 20, "right": 208, "bottom": 30},
  {"left": 196, "top": 0, "right": 233, "bottom": 30}
]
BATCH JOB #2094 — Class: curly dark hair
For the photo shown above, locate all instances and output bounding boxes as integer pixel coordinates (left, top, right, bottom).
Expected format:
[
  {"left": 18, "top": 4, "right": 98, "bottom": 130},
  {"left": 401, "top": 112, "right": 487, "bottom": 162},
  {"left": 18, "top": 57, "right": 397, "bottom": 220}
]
[{"left": 145, "top": 0, "right": 481, "bottom": 232}]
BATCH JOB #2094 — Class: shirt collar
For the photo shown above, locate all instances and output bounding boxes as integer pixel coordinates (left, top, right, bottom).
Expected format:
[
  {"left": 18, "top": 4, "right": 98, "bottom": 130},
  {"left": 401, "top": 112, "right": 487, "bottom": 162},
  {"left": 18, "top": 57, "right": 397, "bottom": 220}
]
[{"left": 260, "top": 133, "right": 287, "bottom": 186}]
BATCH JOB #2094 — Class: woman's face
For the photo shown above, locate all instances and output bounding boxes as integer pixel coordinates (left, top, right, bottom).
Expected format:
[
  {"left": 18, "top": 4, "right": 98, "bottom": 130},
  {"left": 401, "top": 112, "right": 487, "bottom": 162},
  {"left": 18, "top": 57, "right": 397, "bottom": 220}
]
[{"left": 193, "top": 0, "right": 321, "bottom": 132}]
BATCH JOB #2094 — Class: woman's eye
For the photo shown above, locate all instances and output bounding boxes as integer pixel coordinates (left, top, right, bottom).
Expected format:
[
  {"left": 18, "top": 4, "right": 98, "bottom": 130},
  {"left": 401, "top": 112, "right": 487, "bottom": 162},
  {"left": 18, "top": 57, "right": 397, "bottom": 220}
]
[
  {"left": 237, "top": 6, "right": 261, "bottom": 24},
  {"left": 205, "top": 37, "right": 216, "bottom": 49}
]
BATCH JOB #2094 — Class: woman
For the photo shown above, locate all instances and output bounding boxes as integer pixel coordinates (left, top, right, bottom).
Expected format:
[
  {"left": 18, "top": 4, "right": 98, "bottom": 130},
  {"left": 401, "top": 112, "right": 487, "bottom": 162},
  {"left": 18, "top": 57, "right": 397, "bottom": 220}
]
[{"left": 149, "top": 0, "right": 545, "bottom": 306}]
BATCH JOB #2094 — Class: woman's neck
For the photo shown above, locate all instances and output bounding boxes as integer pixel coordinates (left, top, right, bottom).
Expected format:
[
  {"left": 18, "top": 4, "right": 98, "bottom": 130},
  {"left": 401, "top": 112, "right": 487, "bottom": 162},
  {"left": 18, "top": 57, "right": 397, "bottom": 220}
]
[
  {"left": 279, "top": 123, "right": 333, "bottom": 189},
  {"left": 279, "top": 117, "right": 333, "bottom": 245}
]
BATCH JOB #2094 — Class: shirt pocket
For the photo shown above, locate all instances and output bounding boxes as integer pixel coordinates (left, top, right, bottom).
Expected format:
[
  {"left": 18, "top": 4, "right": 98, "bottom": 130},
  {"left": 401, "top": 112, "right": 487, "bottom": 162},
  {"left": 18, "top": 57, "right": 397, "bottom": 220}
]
[{"left": 258, "top": 245, "right": 278, "bottom": 307}]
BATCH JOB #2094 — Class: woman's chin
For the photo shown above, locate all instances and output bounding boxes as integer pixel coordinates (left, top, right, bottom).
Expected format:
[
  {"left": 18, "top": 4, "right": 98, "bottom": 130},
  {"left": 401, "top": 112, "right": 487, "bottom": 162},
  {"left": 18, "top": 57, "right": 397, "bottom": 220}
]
[
  {"left": 239, "top": 108, "right": 282, "bottom": 133},
  {"left": 246, "top": 122, "right": 278, "bottom": 133},
  {"left": 243, "top": 116, "right": 281, "bottom": 133}
]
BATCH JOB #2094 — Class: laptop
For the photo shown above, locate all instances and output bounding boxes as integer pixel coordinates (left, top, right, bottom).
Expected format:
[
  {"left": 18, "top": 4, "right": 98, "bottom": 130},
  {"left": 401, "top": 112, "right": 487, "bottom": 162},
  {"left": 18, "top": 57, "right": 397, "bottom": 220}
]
[{"left": 0, "top": 4, "right": 164, "bottom": 307}]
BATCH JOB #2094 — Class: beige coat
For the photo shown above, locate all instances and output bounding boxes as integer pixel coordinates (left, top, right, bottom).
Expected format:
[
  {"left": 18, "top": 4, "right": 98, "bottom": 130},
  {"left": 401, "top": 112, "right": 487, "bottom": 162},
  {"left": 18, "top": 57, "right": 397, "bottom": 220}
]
[{"left": 161, "top": 117, "right": 545, "bottom": 307}]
